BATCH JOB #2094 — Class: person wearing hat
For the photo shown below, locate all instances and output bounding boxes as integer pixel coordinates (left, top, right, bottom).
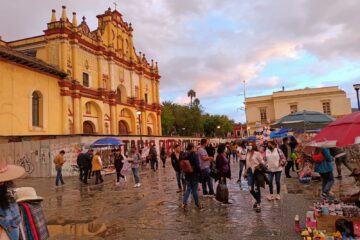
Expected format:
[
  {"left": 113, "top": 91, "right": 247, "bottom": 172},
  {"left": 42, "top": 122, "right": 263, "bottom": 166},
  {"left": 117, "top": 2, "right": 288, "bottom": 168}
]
[
  {"left": 53, "top": 150, "right": 66, "bottom": 186},
  {"left": 16, "top": 187, "right": 49, "bottom": 240},
  {"left": 0, "top": 161, "right": 25, "bottom": 240},
  {"left": 341, "top": 168, "right": 360, "bottom": 207}
]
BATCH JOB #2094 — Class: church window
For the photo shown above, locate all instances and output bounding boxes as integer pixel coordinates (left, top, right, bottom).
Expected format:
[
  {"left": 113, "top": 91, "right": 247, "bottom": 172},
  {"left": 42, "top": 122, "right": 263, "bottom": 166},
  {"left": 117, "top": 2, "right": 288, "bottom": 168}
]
[
  {"left": 32, "top": 91, "right": 42, "bottom": 127},
  {"left": 83, "top": 72, "right": 90, "bottom": 87}
]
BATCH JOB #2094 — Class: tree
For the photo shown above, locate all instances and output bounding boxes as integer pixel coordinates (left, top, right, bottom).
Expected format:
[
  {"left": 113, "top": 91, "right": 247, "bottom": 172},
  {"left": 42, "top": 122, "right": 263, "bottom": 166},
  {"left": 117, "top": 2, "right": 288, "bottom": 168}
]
[
  {"left": 161, "top": 101, "right": 176, "bottom": 135},
  {"left": 193, "top": 98, "right": 200, "bottom": 107},
  {"left": 187, "top": 89, "right": 196, "bottom": 106}
]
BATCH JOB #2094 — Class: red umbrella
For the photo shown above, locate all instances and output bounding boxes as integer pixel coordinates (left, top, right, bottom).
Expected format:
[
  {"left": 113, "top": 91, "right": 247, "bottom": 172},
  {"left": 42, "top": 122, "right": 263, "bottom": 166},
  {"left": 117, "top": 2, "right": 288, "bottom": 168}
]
[{"left": 312, "top": 112, "right": 360, "bottom": 147}]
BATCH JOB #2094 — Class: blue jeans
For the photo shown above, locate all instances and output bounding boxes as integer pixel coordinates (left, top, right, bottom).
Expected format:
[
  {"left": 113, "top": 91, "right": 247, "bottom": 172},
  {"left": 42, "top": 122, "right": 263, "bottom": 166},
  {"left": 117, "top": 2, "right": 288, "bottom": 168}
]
[
  {"left": 132, "top": 168, "right": 140, "bottom": 184},
  {"left": 247, "top": 169, "right": 261, "bottom": 204},
  {"left": 176, "top": 171, "right": 186, "bottom": 190},
  {"left": 201, "top": 168, "right": 214, "bottom": 195},
  {"left": 268, "top": 171, "right": 281, "bottom": 194},
  {"left": 239, "top": 160, "right": 246, "bottom": 180},
  {"left": 55, "top": 167, "right": 64, "bottom": 186},
  {"left": 183, "top": 180, "right": 200, "bottom": 207},
  {"left": 320, "top": 171, "right": 334, "bottom": 194}
]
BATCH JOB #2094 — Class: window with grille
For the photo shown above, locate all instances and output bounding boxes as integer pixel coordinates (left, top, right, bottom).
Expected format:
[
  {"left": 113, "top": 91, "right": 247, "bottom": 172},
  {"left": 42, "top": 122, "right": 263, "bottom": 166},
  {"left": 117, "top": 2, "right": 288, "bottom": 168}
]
[
  {"left": 260, "top": 108, "right": 267, "bottom": 123},
  {"left": 83, "top": 72, "right": 89, "bottom": 87},
  {"left": 322, "top": 102, "right": 331, "bottom": 115},
  {"left": 290, "top": 105, "right": 298, "bottom": 113}
]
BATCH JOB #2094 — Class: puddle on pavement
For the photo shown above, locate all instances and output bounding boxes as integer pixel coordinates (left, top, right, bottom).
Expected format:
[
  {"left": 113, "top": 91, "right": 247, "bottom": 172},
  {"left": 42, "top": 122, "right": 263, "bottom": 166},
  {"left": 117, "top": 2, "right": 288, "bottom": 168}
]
[{"left": 48, "top": 222, "right": 107, "bottom": 238}]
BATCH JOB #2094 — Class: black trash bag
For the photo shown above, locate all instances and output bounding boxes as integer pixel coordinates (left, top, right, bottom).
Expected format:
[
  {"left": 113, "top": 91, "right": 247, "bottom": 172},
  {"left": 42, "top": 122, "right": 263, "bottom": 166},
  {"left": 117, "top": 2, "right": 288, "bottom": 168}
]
[{"left": 335, "top": 219, "right": 354, "bottom": 238}]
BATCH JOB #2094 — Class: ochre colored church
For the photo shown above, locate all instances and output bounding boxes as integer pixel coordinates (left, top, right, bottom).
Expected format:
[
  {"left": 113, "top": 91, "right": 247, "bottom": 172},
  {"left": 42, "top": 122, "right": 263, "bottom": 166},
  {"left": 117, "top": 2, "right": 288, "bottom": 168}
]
[{"left": 0, "top": 6, "right": 162, "bottom": 136}]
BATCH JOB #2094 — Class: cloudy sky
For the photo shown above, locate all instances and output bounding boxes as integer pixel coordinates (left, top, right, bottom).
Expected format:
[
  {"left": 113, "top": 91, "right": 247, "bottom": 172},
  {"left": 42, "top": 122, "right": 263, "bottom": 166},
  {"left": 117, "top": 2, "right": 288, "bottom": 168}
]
[{"left": 1, "top": 0, "right": 359, "bottom": 122}]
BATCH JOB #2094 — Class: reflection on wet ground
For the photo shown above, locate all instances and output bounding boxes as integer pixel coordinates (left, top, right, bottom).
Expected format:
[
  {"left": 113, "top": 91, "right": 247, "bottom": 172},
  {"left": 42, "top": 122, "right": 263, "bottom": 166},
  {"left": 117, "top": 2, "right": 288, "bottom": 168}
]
[{"left": 15, "top": 161, "right": 358, "bottom": 240}]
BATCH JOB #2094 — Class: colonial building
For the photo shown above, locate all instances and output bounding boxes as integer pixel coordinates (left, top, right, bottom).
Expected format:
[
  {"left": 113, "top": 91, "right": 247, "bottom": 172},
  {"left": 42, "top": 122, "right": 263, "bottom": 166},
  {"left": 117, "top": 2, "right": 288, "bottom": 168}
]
[
  {"left": 245, "top": 86, "right": 351, "bottom": 134},
  {"left": 0, "top": 6, "right": 162, "bottom": 136}
]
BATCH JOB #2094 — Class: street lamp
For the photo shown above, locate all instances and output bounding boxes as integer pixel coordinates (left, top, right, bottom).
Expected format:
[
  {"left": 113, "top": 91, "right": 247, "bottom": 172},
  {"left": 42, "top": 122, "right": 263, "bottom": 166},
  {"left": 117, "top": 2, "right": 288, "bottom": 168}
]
[
  {"left": 353, "top": 84, "right": 360, "bottom": 110},
  {"left": 136, "top": 111, "right": 143, "bottom": 147},
  {"left": 217, "top": 125, "right": 221, "bottom": 144}
]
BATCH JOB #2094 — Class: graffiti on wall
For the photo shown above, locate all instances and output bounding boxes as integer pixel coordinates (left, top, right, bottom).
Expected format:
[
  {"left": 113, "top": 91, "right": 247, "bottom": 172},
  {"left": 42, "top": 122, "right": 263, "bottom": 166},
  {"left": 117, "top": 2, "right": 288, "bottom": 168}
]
[{"left": 50, "top": 143, "right": 83, "bottom": 177}]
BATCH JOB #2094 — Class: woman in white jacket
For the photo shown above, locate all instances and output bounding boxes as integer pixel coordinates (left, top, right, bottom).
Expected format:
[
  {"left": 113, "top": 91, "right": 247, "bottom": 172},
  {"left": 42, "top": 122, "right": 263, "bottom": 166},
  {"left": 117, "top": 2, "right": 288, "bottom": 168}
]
[{"left": 264, "top": 141, "right": 286, "bottom": 201}]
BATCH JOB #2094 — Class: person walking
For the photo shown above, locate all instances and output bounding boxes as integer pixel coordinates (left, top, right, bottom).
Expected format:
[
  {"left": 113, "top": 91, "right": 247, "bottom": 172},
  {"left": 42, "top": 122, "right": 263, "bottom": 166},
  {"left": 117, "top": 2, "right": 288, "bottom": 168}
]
[
  {"left": 92, "top": 152, "right": 104, "bottom": 184},
  {"left": 215, "top": 143, "right": 231, "bottom": 204},
  {"left": 314, "top": 147, "right": 335, "bottom": 199},
  {"left": 198, "top": 139, "right": 215, "bottom": 197},
  {"left": 54, "top": 150, "right": 66, "bottom": 187},
  {"left": 82, "top": 149, "right": 93, "bottom": 184},
  {"left": 245, "top": 142, "right": 265, "bottom": 213},
  {"left": 205, "top": 143, "right": 216, "bottom": 158},
  {"left": 114, "top": 148, "right": 126, "bottom": 185},
  {"left": 171, "top": 144, "right": 186, "bottom": 193},
  {"left": 129, "top": 146, "right": 141, "bottom": 188},
  {"left": 280, "top": 137, "right": 292, "bottom": 178},
  {"left": 181, "top": 143, "right": 203, "bottom": 210},
  {"left": 150, "top": 145, "right": 158, "bottom": 171},
  {"left": 231, "top": 142, "right": 238, "bottom": 163},
  {"left": 0, "top": 160, "right": 25, "bottom": 240},
  {"left": 264, "top": 141, "right": 285, "bottom": 201},
  {"left": 237, "top": 141, "right": 247, "bottom": 186},
  {"left": 76, "top": 151, "right": 86, "bottom": 182},
  {"left": 330, "top": 147, "right": 353, "bottom": 179},
  {"left": 160, "top": 146, "right": 167, "bottom": 168}
]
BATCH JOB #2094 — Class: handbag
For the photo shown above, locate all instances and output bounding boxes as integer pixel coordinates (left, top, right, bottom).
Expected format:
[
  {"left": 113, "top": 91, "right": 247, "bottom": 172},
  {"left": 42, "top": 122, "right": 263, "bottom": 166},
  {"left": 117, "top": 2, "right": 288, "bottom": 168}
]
[{"left": 215, "top": 179, "right": 229, "bottom": 203}]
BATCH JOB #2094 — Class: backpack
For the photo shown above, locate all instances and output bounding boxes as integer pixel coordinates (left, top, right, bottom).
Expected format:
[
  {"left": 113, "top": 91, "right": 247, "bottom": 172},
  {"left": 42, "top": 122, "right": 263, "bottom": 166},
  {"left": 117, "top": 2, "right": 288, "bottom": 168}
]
[
  {"left": 179, "top": 159, "right": 193, "bottom": 173},
  {"left": 312, "top": 151, "right": 325, "bottom": 163}
]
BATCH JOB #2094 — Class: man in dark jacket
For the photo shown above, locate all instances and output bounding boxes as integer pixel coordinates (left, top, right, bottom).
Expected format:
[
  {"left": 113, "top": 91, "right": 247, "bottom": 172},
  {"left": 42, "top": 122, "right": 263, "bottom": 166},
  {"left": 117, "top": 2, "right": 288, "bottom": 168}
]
[
  {"left": 181, "top": 143, "right": 202, "bottom": 210},
  {"left": 77, "top": 152, "right": 86, "bottom": 182},
  {"left": 171, "top": 144, "right": 185, "bottom": 192},
  {"left": 82, "top": 149, "right": 93, "bottom": 184},
  {"left": 330, "top": 147, "right": 353, "bottom": 179},
  {"left": 150, "top": 145, "right": 158, "bottom": 171},
  {"left": 280, "top": 137, "right": 292, "bottom": 178},
  {"left": 114, "top": 148, "right": 126, "bottom": 184}
]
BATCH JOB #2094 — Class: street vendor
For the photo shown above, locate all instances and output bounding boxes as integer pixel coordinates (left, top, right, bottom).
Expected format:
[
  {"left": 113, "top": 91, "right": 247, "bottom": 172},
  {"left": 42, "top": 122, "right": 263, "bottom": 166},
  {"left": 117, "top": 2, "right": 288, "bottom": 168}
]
[{"left": 341, "top": 168, "right": 360, "bottom": 207}]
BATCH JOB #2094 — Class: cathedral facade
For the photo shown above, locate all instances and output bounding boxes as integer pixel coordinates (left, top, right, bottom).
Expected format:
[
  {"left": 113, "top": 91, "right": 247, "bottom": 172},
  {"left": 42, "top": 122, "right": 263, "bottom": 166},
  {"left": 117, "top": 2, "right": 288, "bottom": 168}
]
[{"left": 0, "top": 6, "right": 162, "bottom": 136}]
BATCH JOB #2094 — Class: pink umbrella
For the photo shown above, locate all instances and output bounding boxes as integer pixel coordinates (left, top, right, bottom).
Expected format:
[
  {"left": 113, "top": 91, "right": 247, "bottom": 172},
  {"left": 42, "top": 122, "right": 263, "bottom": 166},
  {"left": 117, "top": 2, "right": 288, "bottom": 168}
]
[{"left": 312, "top": 111, "right": 360, "bottom": 147}]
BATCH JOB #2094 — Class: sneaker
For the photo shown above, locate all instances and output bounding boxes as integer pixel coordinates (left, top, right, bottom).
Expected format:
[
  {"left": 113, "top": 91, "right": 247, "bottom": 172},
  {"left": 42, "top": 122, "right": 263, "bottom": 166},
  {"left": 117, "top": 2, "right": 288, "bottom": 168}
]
[
  {"left": 137, "top": 183, "right": 141, "bottom": 187},
  {"left": 115, "top": 182, "right": 120, "bottom": 186},
  {"left": 275, "top": 194, "right": 281, "bottom": 200},
  {"left": 134, "top": 184, "right": 138, "bottom": 188},
  {"left": 255, "top": 204, "right": 261, "bottom": 213},
  {"left": 267, "top": 195, "right": 274, "bottom": 201},
  {"left": 180, "top": 204, "right": 187, "bottom": 210},
  {"left": 321, "top": 192, "right": 328, "bottom": 199}
]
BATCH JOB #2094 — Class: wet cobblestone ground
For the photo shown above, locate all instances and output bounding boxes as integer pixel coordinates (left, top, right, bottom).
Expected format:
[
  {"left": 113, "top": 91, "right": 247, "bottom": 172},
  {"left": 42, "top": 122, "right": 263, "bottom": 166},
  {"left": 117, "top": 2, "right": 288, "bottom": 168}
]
[{"left": 14, "top": 159, "right": 357, "bottom": 240}]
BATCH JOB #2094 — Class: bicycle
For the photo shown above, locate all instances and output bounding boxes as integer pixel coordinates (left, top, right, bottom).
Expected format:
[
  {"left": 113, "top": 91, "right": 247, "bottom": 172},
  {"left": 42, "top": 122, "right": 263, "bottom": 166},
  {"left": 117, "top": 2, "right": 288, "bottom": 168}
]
[{"left": 16, "top": 155, "right": 35, "bottom": 174}]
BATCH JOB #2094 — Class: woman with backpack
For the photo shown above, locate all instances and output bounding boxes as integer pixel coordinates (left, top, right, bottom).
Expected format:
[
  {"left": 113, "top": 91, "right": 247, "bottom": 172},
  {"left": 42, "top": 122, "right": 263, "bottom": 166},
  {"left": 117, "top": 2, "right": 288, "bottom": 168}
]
[
  {"left": 313, "top": 147, "right": 334, "bottom": 200},
  {"left": 180, "top": 143, "right": 203, "bottom": 210},
  {"left": 215, "top": 143, "right": 231, "bottom": 204},
  {"left": 264, "top": 141, "right": 286, "bottom": 201}
]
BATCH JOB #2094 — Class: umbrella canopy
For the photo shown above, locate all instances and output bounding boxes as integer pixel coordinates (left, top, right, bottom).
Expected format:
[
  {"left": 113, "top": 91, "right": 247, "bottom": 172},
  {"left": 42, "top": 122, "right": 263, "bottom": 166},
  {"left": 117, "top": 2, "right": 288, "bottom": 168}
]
[
  {"left": 312, "top": 111, "right": 360, "bottom": 147},
  {"left": 271, "top": 111, "right": 334, "bottom": 129},
  {"left": 270, "top": 128, "right": 288, "bottom": 139},
  {"left": 90, "top": 137, "right": 124, "bottom": 148},
  {"left": 247, "top": 136, "right": 257, "bottom": 141}
]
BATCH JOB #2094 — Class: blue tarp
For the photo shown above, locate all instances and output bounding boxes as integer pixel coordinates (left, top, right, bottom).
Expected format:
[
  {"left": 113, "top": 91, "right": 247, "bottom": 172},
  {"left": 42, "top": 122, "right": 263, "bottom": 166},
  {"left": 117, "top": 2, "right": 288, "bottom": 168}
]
[
  {"left": 90, "top": 137, "right": 124, "bottom": 148},
  {"left": 247, "top": 136, "right": 257, "bottom": 141},
  {"left": 270, "top": 129, "right": 288, "bottom": 139}
]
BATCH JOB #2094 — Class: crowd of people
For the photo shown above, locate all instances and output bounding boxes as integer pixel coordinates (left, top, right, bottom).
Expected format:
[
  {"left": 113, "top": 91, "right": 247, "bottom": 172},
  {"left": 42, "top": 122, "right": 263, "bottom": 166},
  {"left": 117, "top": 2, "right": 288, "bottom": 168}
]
[{"left": 168, "top": 137, "right": 356, "bottom": 213}]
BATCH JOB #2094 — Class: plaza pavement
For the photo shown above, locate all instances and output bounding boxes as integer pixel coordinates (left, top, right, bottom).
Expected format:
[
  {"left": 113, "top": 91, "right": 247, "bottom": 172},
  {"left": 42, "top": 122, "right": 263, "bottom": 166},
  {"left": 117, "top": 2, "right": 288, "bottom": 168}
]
[{"left": 14, "top": 159, "right": 356, "bottom": 240}]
